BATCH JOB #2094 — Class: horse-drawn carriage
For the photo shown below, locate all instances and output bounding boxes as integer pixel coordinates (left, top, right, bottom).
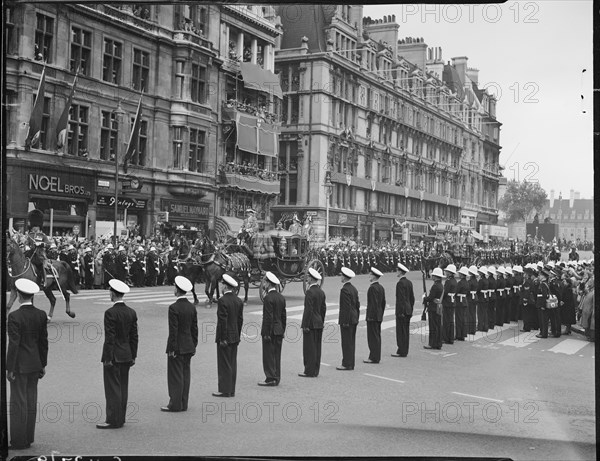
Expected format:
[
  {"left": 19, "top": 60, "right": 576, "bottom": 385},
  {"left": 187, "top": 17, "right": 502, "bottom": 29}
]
[{"left": 201, "top": 230, "right": 325, "bottom": 304}]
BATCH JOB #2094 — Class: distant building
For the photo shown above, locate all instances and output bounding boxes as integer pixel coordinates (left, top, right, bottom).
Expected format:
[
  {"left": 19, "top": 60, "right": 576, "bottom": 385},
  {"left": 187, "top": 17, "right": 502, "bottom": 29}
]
[
  {"left": 273, "top": 6, "right": 501, "bottom": 245},
  {"left": 508, "top": 190, "right": 594, "bottom": 242}
]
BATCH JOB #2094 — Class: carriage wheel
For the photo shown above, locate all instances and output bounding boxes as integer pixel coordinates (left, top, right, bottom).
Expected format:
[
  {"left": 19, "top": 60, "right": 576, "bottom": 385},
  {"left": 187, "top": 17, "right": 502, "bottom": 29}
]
[{"left": 303, "top": 259, "right": 325, "bottom": 294}]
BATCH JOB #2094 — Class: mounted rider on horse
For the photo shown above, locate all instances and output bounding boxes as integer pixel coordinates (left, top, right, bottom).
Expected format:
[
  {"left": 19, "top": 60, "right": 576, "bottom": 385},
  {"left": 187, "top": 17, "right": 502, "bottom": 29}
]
[{"left": 24, "top": 209, "right": 52, "bottom": 288}]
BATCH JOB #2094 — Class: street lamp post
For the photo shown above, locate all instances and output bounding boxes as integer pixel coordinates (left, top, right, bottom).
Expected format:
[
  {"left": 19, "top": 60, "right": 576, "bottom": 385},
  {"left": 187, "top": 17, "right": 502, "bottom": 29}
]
[
  {"left": 324, "top": 172, "right": 333, "bottom": 243},
  {"left": 113, "top": 102, "right": 126, "bottom": 246}
]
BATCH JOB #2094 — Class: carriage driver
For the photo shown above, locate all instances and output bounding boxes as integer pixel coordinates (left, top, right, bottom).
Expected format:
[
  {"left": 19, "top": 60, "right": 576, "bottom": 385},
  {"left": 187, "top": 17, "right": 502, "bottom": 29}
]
[
  {"left": 237, "top": 209, "right": 259, "bottom": 246},
  {"left": 26, "top": 209, "right": 51, "bottom": 287}
]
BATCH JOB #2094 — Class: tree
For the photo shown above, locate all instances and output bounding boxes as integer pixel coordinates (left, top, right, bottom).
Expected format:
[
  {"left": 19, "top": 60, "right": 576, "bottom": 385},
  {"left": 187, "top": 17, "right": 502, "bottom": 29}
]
[{"left": 498, "top": 180, "right": 548, "bottom": 224}]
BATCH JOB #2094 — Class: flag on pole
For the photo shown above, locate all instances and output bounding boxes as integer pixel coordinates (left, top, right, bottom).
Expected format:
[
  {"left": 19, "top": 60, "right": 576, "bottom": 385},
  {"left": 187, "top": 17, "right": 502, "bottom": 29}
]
[
  {"left": 25, "top": 64, "right": 47, "bottom": 148},
  {"left": 123, "top": 96, "right": 143, "bottom": 173},
  {"left": 56, "top": 70, "right": 79, "bottom": 149}
]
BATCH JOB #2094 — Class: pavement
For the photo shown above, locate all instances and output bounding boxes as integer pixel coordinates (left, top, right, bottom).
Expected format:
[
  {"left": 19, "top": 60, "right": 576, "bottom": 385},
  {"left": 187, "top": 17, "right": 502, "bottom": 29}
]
[{"left": 4, "top": 271, "right": 596, "bottom": 460}]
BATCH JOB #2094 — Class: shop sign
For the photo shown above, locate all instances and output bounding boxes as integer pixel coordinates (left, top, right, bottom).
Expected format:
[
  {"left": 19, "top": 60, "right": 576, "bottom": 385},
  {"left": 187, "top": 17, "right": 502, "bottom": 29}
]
[
  {"left": 408, "top": 222, "right": 429, "bottom": 235},
  {"left": 481, "top": 224, "right": 508, "bottom": 238},
  {"left": 97, "top": 195, "right": 147, "bottom": 209},
  {"left": 162, "top": 199, "right": 210, "bottom": 219},
  {"left": 338, "top": 214, "right": 348, "bottom": 224},
  {"left": 72, "top": 225, "right": 80, "bottom": 235},
  {"left": 306, "top": 211, "right": 318, "bottom": 216},
  {"left": 29, "top": 173, "right": 91, "bottom": 197}
]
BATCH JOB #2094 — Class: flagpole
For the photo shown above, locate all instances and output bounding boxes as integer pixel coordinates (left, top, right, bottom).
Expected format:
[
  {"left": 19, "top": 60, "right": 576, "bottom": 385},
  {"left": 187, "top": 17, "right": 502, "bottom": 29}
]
[{"left": 113, "top": 100, "right": 126, "bottom": 246}]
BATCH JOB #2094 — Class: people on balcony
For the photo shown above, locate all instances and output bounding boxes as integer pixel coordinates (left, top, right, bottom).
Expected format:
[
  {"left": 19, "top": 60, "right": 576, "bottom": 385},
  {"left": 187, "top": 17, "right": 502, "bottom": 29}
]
[
  {"left": 220, "top": 162, "right": 279, "bottom": 182},
  {"left": 224, "top": 99, "right": 278, "bottom": 124}
]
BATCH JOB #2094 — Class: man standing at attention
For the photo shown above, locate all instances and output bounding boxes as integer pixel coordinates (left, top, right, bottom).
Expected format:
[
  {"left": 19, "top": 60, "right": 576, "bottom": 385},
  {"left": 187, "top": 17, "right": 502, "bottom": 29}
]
[
  {"left": 364, "top": 267, "right": 386, "bottom": 364},
  {"left": 299, "top": 268, "right": 326, "bottom": 377},
  {"left": 259, "top": 272, "right": 286, "bottom": 386},
  {"left": 392, "top": 263, "right": 414, "bottom": 358},
  {"left": 214, "top": 274, "right": 244, "bottom": 397},
  {"left": 97, "top": 279, "right": 138, "bottom": 429},
  {"left": 337, "top": 267, "right": 360, "bottom": 370},
  {"left": 7, "top": 279, "right": 48, "bottom": 450},
  {"left": 162, "top": 276, "right": 198, "bottom": 412},
  {"left": 423, "top": 267, "right": 444, "bottom": 350}
]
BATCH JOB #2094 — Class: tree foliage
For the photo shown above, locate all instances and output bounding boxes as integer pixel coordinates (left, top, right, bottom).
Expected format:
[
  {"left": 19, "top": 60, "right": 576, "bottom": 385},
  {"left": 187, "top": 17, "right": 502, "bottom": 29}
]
[{"left": 498, "top": 180, "right": 548, "bottom": 224}]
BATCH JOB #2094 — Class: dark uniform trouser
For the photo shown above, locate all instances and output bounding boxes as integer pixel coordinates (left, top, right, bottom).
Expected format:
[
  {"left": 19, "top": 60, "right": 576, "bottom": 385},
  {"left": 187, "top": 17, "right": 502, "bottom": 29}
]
[
  {"left": 455, "top": 306, "right": 466, "bottom": 339},
  {"left": 495, "top": 297, "right": 505, "bottom": 326},
  {"left": 103, "top": 362, "right": 131, "bottom": 426},
  {"left": 340, "top": 324, "right": 357, "bottom": 368},
  {"left": 366, "top": 320, "right": 382, "bottom": 362},
  {"left": 217, "top": 343, "right": 238, "bottom": 394},
  {"left": 522, "top": 303, "right": 536, "bottom": 330},
  {"left": 395, "top": 315, "right": 410, "bottom": 356},
  {"left": 508, "top": 296, "right": 517, "bottom": 321},
  {"left": 550, "top": 308, "right": 561, "bottom": 337},
  {"left": 10, "top": 372, "right": 39, "bottom": 447},
  {"left": 167, "top": 354, "right": 192, "bottom": 411},
  {"left": 262, "top": 336, "right": 283, "bottom": 382},
  {"left": 442, "top": 306, "right": 455, "bottom": 343},
  {"left": 303, "top": 329, "right": 323, "bottom": 376},
  {"left": 538, "top": 308, "right": 550, "bottom": 337},
  {"left": 428, "top": 307, "right": 442, "bottom": 348},
  {"left": 488, "top": 299, "right": 496, "bottom": 328},
  {"left": 477, "top": 301, "right": 488, "bottom": 331},
  {"left": 467, "top": 299, "right": 477, "bottom": 335}
]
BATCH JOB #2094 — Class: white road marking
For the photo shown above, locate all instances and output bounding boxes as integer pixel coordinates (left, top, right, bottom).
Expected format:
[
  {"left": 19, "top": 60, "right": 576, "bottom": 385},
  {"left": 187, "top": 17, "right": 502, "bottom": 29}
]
[
  {"left": 498, "top": 331, "right": 539, "bottom": 348},
  {"left": 451, "top": 392, "right": 504, "bottom": 403},
  {"left": 547, "top": 339, "right": 590, "bottom": 355},
  {"left": 363, "top": 373, "right": 405, "bottom": 384},
  {"left": 443, "top": 353, "right": 457, "bottom": 357},
  {"left": 320, "top": 362, "right": 331, "bottom": 367}
]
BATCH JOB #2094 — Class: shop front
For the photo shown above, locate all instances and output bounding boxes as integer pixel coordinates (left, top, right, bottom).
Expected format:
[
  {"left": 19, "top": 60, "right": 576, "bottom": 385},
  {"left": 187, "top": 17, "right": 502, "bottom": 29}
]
[
  {"left": 95, "top": 194, "right": 148, "bottom": 239},
  {"left": 329, "top": 211, "right": 360, "bottom": 242},
  {"left": 7, "top": 162, "right": 95, "bottom": 237},
  {"left": 160, "top": 199, "right": 211, "bottom": 236},
  {"left": 374, "top": 217, "right": 393, "bottom": 243},
  {"left": 406, "top": 221, "right": 429, "bottom": 246}
]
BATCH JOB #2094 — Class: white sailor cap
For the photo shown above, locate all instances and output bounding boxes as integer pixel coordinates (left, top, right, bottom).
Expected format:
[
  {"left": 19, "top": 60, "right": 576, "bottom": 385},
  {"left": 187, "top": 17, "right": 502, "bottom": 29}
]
[
  {"left": 458, "top": 266, "right": 470, "bottom": 276},
  {"left": 175, "top": 276, "right": 193, "bottom": 292},
  {"left": 505, "top": 267, "right": 513, "bottom": 275},
  {"left": 106, "top": 244, "right": 114, "bottom": 249},
  {"left": 118, "top": 246, "right": 125, "bottom": 251},
  {"left": 15, "top": 278, "right": 40, "bottom": 295},
  {"left": 370, "top": 267, "right": 383, "bottom": 277},
  {"left": 265, "top": 271, "right": 281, "bottom": 285},
  {"left": 138, "top": 246, "right": 144, "bottom": 252},
  {"left": 397, "top": 263, "right": 409, "bottom": 273},
  {"left": 308, "top": 267, "right": 322, "bottom": 280},
  {"left": 85, "top": 247, "right": 92, "bottom": 253},
  {"left": 497, "top": 266, "right": 505, "bottom": 274},
  {"left": 468, "top": 265, "right": 479, "bottom": 276},
  {"left": 341, "top": 267, "right": 355, "bottom": 278},
  {"left": 478, "top": 266, "right": 488, "bottom": 276},
  {"left": 222, "top": 273, "right": 238, "bottom": 288},
  {"left": 487, "top": 266, "right": 497, "bottom": 275},
  {"left": 109, "top": 279, "right": 130, "bottom": 294},
  {"left": 68, "top": 245, "right": 75, "bottom": 250},
  {"left": 150, "top": 247, "right": 157, "bottom": 252},
  {"left": 49, "top": 243, "right": 57, "bottom": 249}
]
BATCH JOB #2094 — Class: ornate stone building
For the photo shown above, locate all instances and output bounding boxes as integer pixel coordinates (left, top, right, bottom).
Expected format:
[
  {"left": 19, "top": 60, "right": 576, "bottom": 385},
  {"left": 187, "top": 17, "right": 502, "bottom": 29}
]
[{"left": 273, "top": 6, "right": 501, "bottom": 245}]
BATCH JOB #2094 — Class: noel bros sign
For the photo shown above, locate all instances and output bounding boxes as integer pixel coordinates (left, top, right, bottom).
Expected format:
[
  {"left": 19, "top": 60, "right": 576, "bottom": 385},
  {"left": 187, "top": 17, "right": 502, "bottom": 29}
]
[{"left": 29, "top": 173, "right": 91, "bottom": 197}]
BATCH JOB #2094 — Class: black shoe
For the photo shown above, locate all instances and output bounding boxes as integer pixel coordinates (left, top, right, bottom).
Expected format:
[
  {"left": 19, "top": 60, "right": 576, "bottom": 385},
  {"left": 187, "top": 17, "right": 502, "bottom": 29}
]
[
  {"left": 443, "top": 341, "right": 454, "bottom": 345},
  {"left": 363, "top": 359, "right": 379, "bottom": 364},
  {"left": 161, "top": 406, "right": 179, "bottom": 412},
  {"left": 212, "top": 392, "right": 233, "bottom": 397},
  {"left": 258, "top": 381, "right": 277, "bottom": 386},
  {"left": 520, "top": 329, "right": 531, "bottom": 332},
  {"left": 96, "top": 422, "right": 121, "bottom": 429},
  {"left": 336, "top": 366, "right": 354, "bottom": 370},
  {"left": 9, "top": 444, "right": 31, "bottom": 450},
  {"left": 456, "top": 338, "right": 465, "bottom": 341},
  {"left": 423, "top": 345, "right": 434, "bottom": 349},
  {"left": 535, "top": 334, "right": 547, "bottom": 338},
  {"left": 298, "top": 373, "right": 315, "bottom": 378}
]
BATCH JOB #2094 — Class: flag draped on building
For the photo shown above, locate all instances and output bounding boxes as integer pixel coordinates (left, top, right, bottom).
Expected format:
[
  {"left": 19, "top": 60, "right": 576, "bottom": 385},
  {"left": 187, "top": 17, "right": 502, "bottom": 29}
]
[
  {"left": 56, "top": 71, "right": 79, "bottom": 149},
  {"left": 123, "top": 96, "right": 143, "bottom": 173},
  {"left": 25, "top": 65, "right": 47, "bottom": 148}
]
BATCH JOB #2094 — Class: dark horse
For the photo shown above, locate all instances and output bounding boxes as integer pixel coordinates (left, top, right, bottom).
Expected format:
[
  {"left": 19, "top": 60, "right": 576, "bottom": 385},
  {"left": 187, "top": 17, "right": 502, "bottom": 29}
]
[
  {"left": 176, "top": 235, "right": 216, "bottom": 305},
  {"left": 203, "top": 245, "right": 251, "bottom": 304},
  {"left": 6, "top": 237, "right": 78, "bottom": 321}
]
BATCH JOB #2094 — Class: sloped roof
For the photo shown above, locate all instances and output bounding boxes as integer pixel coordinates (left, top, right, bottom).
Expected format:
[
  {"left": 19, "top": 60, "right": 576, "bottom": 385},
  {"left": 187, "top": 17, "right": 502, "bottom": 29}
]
[
  {"left": 278, "top": 5, "right": 337, "bottom": 52},
  {"left": 442, "top": 64, "right": 464, "bottom": 100},
  {"left": 546, "top": 198, "right": 594, "bottom": 216}
]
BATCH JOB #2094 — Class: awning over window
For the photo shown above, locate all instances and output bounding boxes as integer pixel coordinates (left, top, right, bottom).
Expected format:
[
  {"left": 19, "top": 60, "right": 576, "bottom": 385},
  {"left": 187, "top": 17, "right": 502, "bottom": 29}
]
[
  {"left": 221, "top": 173, "right": 280, "bottom": 195},
  {"left": 235, "top": 113, "right": 278, "bottom": 157},
  {"left": 239, "top": 62, "right": 283, "bottom": 99}
]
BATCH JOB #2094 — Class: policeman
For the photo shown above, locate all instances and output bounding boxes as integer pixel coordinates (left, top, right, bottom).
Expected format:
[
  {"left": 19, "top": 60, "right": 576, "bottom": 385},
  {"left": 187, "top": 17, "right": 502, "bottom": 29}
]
[
  {"left": 392, "top": 263, "right": 414, "bottom": 357},
  {"left": 455, "top": 266, "right": 470, "bottom": 341},
  {"left": 337, "top": 267, "right": 360, "bottom": 370},
  {"left": 259, "top": 272, "right": 286, "bottom": 386},
  {"left": 442, "top": 264, "right": 457, "bottom": 344},
  {"left": 364, "top": 267, "right": 386, "bottom": 364},
  {"left": 423, "top": 267, "right": 444, "bottom": 350}
]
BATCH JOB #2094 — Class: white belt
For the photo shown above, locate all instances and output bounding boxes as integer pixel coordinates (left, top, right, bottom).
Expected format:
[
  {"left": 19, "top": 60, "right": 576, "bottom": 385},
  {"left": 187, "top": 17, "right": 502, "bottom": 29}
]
[
  {"left": 449, "top": 294, "right": 456, "bottom": 301},
  {"left": 470, "top": 291, "right": 477, "bottom": 299},
  {"left": 457, "top": 294, "right": 466, "bottom": 299}
]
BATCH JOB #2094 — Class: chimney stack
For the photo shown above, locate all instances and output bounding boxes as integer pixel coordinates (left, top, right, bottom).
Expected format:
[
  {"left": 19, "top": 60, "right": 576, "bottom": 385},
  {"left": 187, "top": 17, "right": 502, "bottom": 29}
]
[
  {"left": 569, "top": 189, "right": 575, "bottom": 208},
  {"left": 574, "top": 191, "right": 580, "bottom": 200}
]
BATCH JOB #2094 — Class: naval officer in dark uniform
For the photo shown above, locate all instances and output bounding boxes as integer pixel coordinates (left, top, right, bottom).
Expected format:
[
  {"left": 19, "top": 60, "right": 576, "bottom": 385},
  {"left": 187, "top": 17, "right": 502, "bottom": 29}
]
[
  {"left": 7, "top": 279, "right": 48, "bottom": 450},
  {"left": 299, "top": 267, "right": 326, "bottom": 377},
  {"left": 364, "top": 267, "right": 386, "bottom": 364},
  {"left": 214, "top": 274, "right": 243, "bottom": 397},
  {"left": 392, "top": 263, "right": 414, "bottom": 358},
  {"left": 161, "top": 276, "right": 198, "bottom": 412},
  {"left": 337, "top": 267, "right": 360, "bottom": 370},
  {"left": 259, "top": 271, "right": 286, "bottom": 386},
  {"left": 97, "top": 279, "right": 138, "bottom": 429}
]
